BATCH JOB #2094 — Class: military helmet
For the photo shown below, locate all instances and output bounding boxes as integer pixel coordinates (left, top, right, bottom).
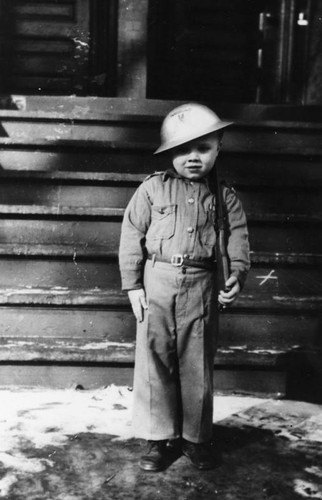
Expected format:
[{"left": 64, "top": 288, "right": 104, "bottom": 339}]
[{"left": 154, "top": 102, "right": 233, "bottom": 154}]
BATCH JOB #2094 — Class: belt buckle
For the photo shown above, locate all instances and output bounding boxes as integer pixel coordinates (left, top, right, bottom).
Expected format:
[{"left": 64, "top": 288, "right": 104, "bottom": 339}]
[{"left": 171, "top": 254, "right": 184, "bottom": 267}]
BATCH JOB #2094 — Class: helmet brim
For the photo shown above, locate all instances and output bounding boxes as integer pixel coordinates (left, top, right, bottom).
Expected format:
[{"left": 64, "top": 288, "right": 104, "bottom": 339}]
[{"left": 154, "top": 120, "right": 233, "bottom": 155}]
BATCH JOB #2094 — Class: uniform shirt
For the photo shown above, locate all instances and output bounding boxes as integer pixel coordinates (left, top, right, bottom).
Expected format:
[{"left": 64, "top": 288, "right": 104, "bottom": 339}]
[{"left": 119, "top": 169, "right": 250, "bottom": 291}]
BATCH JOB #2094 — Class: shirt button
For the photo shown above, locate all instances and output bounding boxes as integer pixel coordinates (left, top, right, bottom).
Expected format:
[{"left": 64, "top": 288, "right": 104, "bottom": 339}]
[
  {"left": 187, "top": 227, "right": 194, "bottom": 234},
  {"left": 188, "top": 198, "right": 195, "bottom": 204}
]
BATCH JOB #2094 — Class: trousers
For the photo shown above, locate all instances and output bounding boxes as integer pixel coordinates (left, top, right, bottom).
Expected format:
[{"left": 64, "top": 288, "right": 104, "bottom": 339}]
[{"left": 133, "top": 259, "right": 218, "bottom": 443}]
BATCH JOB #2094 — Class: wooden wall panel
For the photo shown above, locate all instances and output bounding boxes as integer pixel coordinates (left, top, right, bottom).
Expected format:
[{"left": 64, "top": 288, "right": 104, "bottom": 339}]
[
  {"left": 0, "top": 308, "right": 318, "bottom": 369},
  {"left": 13, "top": 3, "right": 75, "bottom": 17},
  {"left": 0, "top": 259, "right": 120, "bottom": 289},
  {"left": 0, "top": 220, "right": 120, "bottom": 253},
  {"left": 1, "top": 0, "right": 91, "bottom": 94},
  {"left": 0, "top": 96, "right": 320, "bottom": 395},
  {"left": 249, "top": 223, "right": 322, "bottom": 254},
  {"left": 0, "top": 365, "right": 134, "bottom": 389},
  {"left": 0, "top": 259, "right": 319, "bottom": 313},
  {"left": 0, "top": 218, "right": 321, "bottom": 259},
  {"left": 0, "top": 1, "right": 118, "bottom": 96},
  {"left": 0, "top": 150, "right": 153, "bottom": 172},
  {"left": 0, "top": 308, "right": 134, "bottom": 342},
  {"left": 0, "top": 121, "right": 159, "bottom": 144},
  {"left": 219, "top": 155, "right": 322, "bottom": 187},
  {"left": 0, "top": 182, "right": 136, "bottom": 208}
]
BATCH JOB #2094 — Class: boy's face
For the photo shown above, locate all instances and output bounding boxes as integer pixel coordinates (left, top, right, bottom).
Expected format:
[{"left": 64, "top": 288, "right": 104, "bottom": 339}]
[{"left": 171, "top": 133, "right": 221, "bottom": 180}]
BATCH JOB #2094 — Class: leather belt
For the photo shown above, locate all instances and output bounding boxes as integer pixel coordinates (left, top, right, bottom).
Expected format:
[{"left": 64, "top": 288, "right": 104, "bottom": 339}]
[{"left": 147, "top": 254, "right": 216, "bottom": 270}]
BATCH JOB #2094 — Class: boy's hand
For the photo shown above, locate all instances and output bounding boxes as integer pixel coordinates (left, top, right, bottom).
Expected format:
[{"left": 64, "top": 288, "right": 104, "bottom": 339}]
[
  {"left": 218, "top": 276, "right": 240, "bottom": 308},
  {"left": 128, "top": 288, "right": 148, "bottom": 322}
]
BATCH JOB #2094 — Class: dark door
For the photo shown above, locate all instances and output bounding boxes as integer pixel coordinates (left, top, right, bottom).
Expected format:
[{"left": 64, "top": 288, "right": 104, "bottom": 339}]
[{"left": 147, "top": 0, "right": 314, "bottom": 104}]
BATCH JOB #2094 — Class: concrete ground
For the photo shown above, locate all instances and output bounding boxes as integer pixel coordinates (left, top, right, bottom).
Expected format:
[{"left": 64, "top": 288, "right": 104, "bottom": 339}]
[{"left": 0, "top": 386, "right": 321, "bottom": 500}]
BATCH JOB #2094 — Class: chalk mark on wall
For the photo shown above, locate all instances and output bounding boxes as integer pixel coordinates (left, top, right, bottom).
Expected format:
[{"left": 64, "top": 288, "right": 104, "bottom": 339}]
[{"left": 256, "top": 270, "right": 278, "bottom": 286}]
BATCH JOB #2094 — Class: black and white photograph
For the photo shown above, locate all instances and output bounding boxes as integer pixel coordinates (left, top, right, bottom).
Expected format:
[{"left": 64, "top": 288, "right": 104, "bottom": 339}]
[{"left": 0, "top": 1, "right": 321, "bottom": 498}]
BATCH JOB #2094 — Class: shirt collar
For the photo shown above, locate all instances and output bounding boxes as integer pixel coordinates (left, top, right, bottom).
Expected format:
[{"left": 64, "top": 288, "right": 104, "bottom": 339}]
[{"left": 162, "top": 167, "right": 208, "bottom": 185}]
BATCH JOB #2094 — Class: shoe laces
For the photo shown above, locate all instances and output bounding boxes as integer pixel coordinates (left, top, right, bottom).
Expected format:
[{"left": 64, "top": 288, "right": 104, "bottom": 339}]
[
  {"left": 184, "top": 440, "right": 212, "bottom": 453},
  {"left": 148, "top": 440, "right": 167, "bottom": 450}
]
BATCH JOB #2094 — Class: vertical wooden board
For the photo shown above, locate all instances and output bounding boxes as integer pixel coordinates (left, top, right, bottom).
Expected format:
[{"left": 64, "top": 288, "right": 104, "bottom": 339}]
[
  {"left": 71, "top": 0, "right": 91, "bottom": 92},
  {"left": 89, "top": 0, "right": 118, "bottom": 96},
  {"left": 117, "top": 0, "right": 149, "bottom": 97}
]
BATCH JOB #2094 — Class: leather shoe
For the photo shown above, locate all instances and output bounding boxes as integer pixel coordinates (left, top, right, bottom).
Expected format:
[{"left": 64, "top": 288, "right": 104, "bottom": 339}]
[
  {"left": 139, "top": 440, "right": 168, "bottom": 472},
  {"left": 182, "top": 440, "right": 216, "bottom": 470}
]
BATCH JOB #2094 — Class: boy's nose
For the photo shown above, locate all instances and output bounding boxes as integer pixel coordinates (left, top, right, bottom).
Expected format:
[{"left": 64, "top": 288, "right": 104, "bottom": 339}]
[{"left": 187, "top": 149, "right": 199, "bottom": 159}]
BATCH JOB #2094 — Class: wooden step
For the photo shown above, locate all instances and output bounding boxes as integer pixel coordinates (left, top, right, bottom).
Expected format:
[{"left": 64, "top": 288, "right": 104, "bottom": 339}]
[
  {"left": 0, "top": 204, "right": 320, "bottom": 224},
  {"left": 0, "top": 97, "right": 320, "bottom": 392},
  {"left": 1, "top": 105, "right": 322, "bottom": 157},
  {"left": 0, "top": 301, "right": 319, "bottom": 366},
  {"left": 0, "top": 216, "right": 320, "bottom": 259},
  {"left": 0, "top": 286, "right": 320, "bottom": 311},
  {"left": 1, "top": 96, "right": 321, "bottom": 123},
  {"left": 0, "top": 336, "right": 314, "bottom": 368},
  {"left": 0, "top": 205, "right": 125, "bottom": 217},
  {"left": 1, "top": 127, "right": 322, "bottom": 156}
]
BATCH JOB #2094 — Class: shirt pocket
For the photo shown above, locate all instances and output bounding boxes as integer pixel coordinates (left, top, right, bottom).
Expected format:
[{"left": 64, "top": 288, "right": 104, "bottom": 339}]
[{"left": 146, "top": 204, "right": 176, "bottom": 240}]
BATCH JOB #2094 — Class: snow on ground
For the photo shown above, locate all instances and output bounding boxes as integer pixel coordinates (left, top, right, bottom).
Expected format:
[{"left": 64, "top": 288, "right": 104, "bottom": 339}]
[
  {"left": 0, "top": 386, "right": 134, "bottom": 451},
  {"left": 0, "top": 387, "right": 322, "bottom": 498},
  {"left": 0, "top": 387, "right": 265, "bottom": 476},
  {"left": 0, "top": 387, "right": 267, "bottom": 452}
]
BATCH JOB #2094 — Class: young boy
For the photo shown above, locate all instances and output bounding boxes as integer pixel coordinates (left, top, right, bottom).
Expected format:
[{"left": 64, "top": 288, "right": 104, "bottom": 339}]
[{"left": 119, "top": 103, "right": 250, "bottom": 471}]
